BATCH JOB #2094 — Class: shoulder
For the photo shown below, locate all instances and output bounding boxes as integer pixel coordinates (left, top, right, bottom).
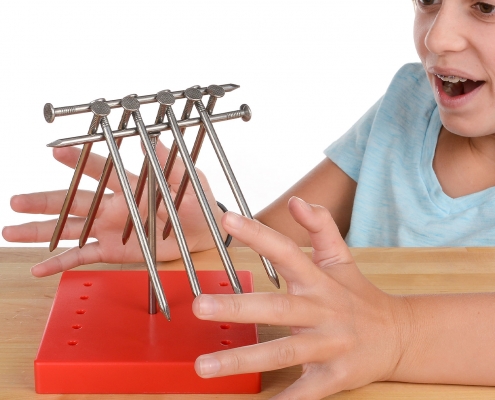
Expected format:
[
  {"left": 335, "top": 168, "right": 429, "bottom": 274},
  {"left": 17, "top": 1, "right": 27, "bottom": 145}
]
[{"left": 376, "top": 63, "right": 437, "bottom": 129}]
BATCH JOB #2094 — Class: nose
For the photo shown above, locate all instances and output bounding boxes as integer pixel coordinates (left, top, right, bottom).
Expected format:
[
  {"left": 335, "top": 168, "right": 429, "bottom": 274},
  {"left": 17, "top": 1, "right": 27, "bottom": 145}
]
[{"left": 424, "top": 4, "right": 468, "bottom": 55}]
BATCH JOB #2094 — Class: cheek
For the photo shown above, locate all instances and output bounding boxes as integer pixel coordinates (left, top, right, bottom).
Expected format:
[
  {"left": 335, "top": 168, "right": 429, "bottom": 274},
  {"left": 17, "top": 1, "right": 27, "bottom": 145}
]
[{"left": 413, "top": 16, "right": 428, "bottom": 63}]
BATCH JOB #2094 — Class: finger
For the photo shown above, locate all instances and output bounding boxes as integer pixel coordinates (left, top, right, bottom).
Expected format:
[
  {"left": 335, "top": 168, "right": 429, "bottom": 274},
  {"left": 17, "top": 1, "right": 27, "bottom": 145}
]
[
  {"left": 3, "top": 217, "right": 87, "bottom": 243},
  {"left": 195, "top": 335, "right": 324, "bottom": 378},
  {"left": 153, "top": 139, "right": 186, "bottom": 185},
  {"left": 288, "top": 196, "right": 354, "bottom": 267},
  {"left": 272, "top": 365, "right": 345, "bottom": 400},
  {"left": 222, "top": 211, "right": 321, "bottom": 287},
  {"left": 193, "top": 293, "right": 317, "bottom": 327},
  {"left": 53, "top": 147, "right": 131, "bottom": 192},
  {"left": 30, "top": 242, "right": 103, "bottom": 277},
  {"left": 10, "top": 190, "right": 107, "bottom": 216}
]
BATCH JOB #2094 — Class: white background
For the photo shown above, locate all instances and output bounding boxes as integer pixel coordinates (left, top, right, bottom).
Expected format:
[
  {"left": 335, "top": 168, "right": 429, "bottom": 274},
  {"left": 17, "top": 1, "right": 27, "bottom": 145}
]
[{"left": 0, "top": 0, "right": 419, "bottom": 247}]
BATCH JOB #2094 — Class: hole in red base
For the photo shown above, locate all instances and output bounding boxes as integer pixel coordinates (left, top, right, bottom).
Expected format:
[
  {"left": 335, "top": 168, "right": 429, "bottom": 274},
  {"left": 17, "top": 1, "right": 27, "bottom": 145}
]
[
  {"left": 220, "top": 340, "right": 232, "bottom": 346},
  {"left": 76, "top": 310, "right": 86, "bottom": 314},
  {"left": 80, "top": 295, "right": 89, "bottom": 300},
  {"left": 72, "top": 324, "right": 82, "bottom": 330},
  {"left": 67, "top": 340, "right": 78, "bottom": 346},
  {"left": 83, "top": 282, "right": 92, "bottom": 287},
  {"left": 220, "top": 324, "right": 231, "bottom": 330},
  {"left": 219, "top": 282, "right": 228, "bottom": 287}
]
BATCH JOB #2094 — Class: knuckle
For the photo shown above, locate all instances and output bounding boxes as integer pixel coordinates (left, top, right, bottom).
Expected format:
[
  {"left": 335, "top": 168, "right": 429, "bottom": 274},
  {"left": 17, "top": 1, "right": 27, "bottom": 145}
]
[
  {"left": 223, "top": 352, "right": 243, "bottom": 373},
  {"left": 275, "top": 343, "right": 296, "bottom": 368},
  {"left": 226, "top": 296, "right": 243, "bottom": 318},
  {"left": 270, "top": 294, "right": 292, "bottom": 323}
]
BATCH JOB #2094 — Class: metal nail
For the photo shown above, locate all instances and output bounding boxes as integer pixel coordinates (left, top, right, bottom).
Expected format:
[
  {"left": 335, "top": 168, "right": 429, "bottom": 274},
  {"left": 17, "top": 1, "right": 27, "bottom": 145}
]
[
  {"left": 43, "top": 84, "right": 240, "bottom": 122},
  {"left": 159, "top": 88, "right": 243, "bottom": 294},
  {"left": 122, "top": 86, "right": 200, "bottom": 245},
  {"left": 49, "top": 97, "right": 105, "bottom": 252},
  {"left": 121, "top": 89, "right": 171, "bottom": 245},
  {"left": 188, "top": 88, "right": 280, "bottom": 289},
  {"left": 90, "top": 100, "right": 171, "bottom": 320},
  {"left": 148, "top": 135, "right": 158, "bottom": 315},
  {"left": 79, "top": 95, "right": 137, "bottom": 248},
  {"left": 163, "top": 85, "right": 225, "bottom": 239},
  {"left": 47, "top": 105, "right": 252, "bottom": 148},
  {"left": 120, "top": 95, "right": 202, "bottom": 298}
]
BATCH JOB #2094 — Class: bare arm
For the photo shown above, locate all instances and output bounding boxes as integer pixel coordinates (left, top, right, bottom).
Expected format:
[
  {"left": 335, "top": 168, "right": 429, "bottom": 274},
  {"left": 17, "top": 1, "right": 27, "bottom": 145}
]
[
  {"left": 392, "top": 293, "right": 495, "bottom": 386},
  {"left": 250, "top": 157, "right": 357, "bottom": 246},
  {"left": 193, "top": 200, "right": 495, "bottom": 398}
]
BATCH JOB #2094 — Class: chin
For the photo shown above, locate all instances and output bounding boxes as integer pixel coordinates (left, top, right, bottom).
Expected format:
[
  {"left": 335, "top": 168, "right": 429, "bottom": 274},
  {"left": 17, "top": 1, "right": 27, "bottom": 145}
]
[{"left": 440, "top": 114, "right": 495, "bottom": 138}]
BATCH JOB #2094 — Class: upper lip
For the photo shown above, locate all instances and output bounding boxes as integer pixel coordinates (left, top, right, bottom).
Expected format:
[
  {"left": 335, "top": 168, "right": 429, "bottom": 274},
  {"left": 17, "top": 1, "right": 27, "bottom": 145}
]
[{"left": 427, "top": 66, "right": 482, "bottom": 82}]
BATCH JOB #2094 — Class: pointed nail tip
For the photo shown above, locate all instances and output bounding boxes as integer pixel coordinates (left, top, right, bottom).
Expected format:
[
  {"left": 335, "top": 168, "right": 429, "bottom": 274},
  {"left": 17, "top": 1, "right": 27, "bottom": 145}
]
[
  {"left": 47, "top": 140, "right": 59, "bottom": 147},
  {"left": 233, "top": 285, "right": 243, "bottom": 294},
  {"left": 270, "top": 275, "right": 281, "bottom": 289},
  {"left": 161, "top": 308, "right": 171, "bottom": 321}
]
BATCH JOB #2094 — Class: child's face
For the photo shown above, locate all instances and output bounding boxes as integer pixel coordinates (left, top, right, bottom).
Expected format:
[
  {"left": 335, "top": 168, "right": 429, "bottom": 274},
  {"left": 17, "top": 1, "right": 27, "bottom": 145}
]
[{"left": 414, "top": 0, "right": 495, "bottom": 137}]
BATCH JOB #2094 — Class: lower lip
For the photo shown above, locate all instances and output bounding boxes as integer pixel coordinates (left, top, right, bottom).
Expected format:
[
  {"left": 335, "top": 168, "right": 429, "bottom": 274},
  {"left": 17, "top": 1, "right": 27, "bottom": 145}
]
[{"left": 433, "top": 75, "right": 485, "bottom": 110}]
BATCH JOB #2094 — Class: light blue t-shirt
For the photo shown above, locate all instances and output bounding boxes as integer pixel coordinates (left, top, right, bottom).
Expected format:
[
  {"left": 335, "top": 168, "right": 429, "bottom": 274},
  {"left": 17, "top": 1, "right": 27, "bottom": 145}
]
[{"left": 324, "top": 63, "right": 495, "bottom": 247}]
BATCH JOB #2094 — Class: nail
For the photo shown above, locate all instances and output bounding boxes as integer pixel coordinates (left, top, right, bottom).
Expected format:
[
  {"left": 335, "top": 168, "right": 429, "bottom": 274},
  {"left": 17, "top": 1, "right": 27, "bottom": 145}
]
[
  {"left": 196, "top": 356, "right": 221, "bottom": 377},
  {"left": 294, "top": 196, "right": 311, "bottom": 211},
  {"left": 225, "top": 211, "right": 244, "bottom": 229},
  {"left": 198, "top": 294, "right": 217, "bottom": 316}
]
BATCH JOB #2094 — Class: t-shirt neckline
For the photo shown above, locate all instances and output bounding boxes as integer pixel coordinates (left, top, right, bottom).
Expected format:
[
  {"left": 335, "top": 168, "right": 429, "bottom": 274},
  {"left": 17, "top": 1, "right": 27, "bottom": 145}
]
[{"left": 421, "top": 106, "right": 495, "bottom": 214}]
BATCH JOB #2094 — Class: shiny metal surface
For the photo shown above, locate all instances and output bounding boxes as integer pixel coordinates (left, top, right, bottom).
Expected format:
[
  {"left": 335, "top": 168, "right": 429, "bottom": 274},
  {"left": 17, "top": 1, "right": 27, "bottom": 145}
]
[
  {"left": 79, "top": 95, "right": 136, "bottom": 248},
  {"left": 90, "top": 101, "right": 170, "bottom": 320},
  {"left": 145, "top": 86, "right": 200, "bottom": 235},
  {"left": 159, "top": 88, "right": 242, "bottom": 294},
  {"left": 148, "top": 135, "right": 158, "bottom": 315},
  {"left": 43, "top": 84, "right": 239, "bottom": 122},
  {"left": 49, "top": 97, "right": 105, "bottom": 252},
  {"left": 47, "top": 106, "right": 252, "bottom": 148},
  {"left": 124, "top": 97, "right": 202, "bottom": 298},
  {"left": 162, "top": 85, "right": 225, "bottom": 239},
  {"left": 194, "top": 98, "right": 280, "bottom": 289},
  {"left": 121, "top": 90, "right": 175, "bottom": 245}
]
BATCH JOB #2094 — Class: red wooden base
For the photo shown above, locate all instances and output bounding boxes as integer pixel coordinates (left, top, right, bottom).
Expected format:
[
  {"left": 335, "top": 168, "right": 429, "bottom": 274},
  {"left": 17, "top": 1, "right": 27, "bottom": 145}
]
[{"left": 35, "top": 270, "right": 260, "bottom": 394}]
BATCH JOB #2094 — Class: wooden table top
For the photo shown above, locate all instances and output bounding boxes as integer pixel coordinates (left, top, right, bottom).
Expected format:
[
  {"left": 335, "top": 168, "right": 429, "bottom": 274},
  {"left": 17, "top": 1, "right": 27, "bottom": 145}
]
[{"left": 2, "top": 246, "right": 495, "bottom": 399}]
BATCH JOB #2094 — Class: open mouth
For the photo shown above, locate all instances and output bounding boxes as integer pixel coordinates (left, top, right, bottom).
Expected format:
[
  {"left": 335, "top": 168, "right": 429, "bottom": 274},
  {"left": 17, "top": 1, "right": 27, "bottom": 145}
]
[{"left": 436, "top": 74, "right": 484, "bottom": 97}]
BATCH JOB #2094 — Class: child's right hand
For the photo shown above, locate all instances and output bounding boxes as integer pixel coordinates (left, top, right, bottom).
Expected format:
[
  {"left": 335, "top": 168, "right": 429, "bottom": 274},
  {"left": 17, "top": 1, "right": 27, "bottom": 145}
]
[
  {"left": 192, "top": 197, "right": 412, "bottom": 399},
  {"left": 2, "top": 140, "right": 224, "bottom": 277}
]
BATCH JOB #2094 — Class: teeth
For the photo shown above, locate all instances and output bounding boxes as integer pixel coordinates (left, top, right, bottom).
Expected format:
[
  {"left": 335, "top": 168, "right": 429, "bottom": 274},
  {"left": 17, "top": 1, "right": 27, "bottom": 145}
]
[{"left": 435, "top": 74, "right": 468, "bottom": 83}]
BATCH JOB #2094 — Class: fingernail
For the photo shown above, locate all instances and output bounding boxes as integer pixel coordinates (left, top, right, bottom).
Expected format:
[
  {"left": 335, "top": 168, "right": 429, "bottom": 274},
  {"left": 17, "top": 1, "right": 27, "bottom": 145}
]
[
  {"left": 196, "top": 356, "right": 221, "bottom": 377},
  {"left": 198, "top": 295, "right": 217, "bottom": 316},
  {"left": 225, "top": 211, "right": 244, "bottom": 229},
  {"left": 294, "top": 196, "right": 311, "bottom": 211}
]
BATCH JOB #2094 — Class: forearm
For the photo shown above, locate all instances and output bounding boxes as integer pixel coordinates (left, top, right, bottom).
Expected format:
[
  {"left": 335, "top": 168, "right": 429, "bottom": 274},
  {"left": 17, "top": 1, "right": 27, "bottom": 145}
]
[
  {"left": 391, "top": 292, "right": 495, "bottom": 386},
  {"left": 254, "top": 158, "right": 356, "bottom": 246}
]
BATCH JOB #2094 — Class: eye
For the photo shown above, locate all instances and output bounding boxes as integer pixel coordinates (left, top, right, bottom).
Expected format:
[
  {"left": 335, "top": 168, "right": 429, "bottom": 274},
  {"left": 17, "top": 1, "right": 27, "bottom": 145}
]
[
  {"left": 476, "top": 2, "right": 495, "bottom": 13},
  {"left": 416, "top": 0, "right": 441, "bottom": 7}
]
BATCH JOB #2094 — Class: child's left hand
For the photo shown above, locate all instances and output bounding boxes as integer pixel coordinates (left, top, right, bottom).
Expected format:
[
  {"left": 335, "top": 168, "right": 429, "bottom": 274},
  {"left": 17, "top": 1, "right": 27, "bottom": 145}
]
[{"left": 192, "top": 197, "right": 411, "bottom": 399}]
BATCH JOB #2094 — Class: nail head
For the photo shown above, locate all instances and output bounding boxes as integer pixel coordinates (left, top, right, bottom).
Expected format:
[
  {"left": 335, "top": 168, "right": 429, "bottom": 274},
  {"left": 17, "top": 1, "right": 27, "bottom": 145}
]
[
  {"left": 241, "top": 104, "right": 252, "bottom": 122},
  {"left": 207, "top": 85, "right": 225, "bottom": 99},
  {"left": 121, "top": 96, "right": 140, "bottom": 112},
  {"left": 184, "top": 87, "right": 203, "bottom": 101},
  {"left": 90, "top": 101, "right": 111, "bottom": 117},
  {"left": 44, "top": 103, "right": 55, "bottom": 123},
  {"left": 156, "top": 90, "right": 176, "bottom": 106}
]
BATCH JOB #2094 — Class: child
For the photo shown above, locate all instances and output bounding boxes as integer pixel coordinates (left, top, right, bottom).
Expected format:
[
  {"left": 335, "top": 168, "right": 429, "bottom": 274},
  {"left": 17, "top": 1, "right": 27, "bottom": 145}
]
[{"left": 4, "top": 0, "right": 495, "bottom": 398}]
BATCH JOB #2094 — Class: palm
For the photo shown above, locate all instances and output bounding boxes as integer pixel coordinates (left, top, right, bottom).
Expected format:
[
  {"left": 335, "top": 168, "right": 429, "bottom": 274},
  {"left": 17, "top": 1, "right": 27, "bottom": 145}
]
[{"left": 3, "top": 142, "right": 221, "bottom": 276}]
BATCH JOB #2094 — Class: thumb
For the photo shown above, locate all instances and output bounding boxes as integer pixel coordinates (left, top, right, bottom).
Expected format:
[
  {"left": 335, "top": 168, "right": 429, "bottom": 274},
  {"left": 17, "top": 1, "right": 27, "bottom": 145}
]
[{"left": 288, "top": 196, "right": 354, "bottom": 268}]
